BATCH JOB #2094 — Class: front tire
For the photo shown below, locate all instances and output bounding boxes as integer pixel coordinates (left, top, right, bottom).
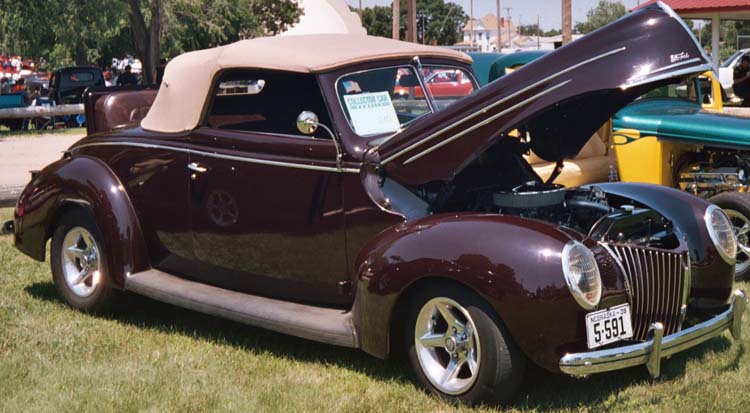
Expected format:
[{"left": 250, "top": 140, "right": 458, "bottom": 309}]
[
  {"left": 709, "top": 192, "right": 750, "bottom": 280},
  {"left": 50, "top": 208, "right": 117, "bottom": 312},
  {"left": 406, "top": 284, "right": 525, "bottom": 405}
]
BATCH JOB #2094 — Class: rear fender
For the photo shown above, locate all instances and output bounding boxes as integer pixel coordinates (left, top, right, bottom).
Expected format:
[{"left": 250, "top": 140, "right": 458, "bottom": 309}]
[
  {"left": 352, "top": 213, "right": 627, "bottom": 371},
  {"left": 14, "top": 155, "right": 148, "bottom": 288}
]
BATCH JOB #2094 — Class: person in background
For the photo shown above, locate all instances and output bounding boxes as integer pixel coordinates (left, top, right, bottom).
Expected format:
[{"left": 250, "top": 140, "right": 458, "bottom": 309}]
[
  {"left": 733, "top": 55, "right": 750, "bottom": 107},
  {"left": 0, "top": 77, "right": 10, "bottom": 95},
  {"left": 11, "top": 77, "right": 26, "bottom": 93},
  {"left": 117, "top": 65, "right": 138, "bottom": 86},
  {"left": 103, "top": 70, "right": 113, "bottom": 87}
]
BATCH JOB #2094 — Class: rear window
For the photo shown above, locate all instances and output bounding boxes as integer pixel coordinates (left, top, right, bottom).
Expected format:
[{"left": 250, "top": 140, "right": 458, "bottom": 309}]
[{"left": 68, "top": 72, "right": 94, "bottom": 82}]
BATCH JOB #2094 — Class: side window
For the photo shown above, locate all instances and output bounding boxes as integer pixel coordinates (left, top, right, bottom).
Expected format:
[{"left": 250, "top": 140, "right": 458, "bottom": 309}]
[
  {"left": 205, "top": 70, "right": 332, "bottom": 138},
  {"left": 422, "top": 67, "right": 477, "bottom": 111}
]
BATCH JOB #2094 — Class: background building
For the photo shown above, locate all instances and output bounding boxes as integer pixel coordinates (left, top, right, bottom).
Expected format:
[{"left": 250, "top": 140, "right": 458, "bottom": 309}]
[{"left": 454, "top": 13, "right": 518, "bottom": 52}]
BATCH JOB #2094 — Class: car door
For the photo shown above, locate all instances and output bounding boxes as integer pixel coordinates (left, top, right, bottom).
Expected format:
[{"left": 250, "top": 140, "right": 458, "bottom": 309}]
[{"left": 186, "top": 70, "right": 350, "bottom": 306}]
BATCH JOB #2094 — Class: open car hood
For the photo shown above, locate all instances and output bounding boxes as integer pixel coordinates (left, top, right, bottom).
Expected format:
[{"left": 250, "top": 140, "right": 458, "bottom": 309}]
[
  {"left": 614, "top": 99, "right": 750, "bottom": 149},
  {"left": 372, "top": 2, "right": 711, "bottom": 186}
]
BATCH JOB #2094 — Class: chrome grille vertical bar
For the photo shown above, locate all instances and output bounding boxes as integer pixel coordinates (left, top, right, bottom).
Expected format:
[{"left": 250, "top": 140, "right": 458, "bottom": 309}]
[
  {"left": 626, "top": 246, "right": 642, "bottom": 339},
  {"left": 667, "top": 252, "right": 675, "bottom": 334}
]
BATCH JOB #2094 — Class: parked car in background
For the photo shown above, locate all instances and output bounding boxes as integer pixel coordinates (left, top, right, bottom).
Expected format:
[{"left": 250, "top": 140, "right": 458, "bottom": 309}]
[
  {"left": 719, "top": 48, "right": 750, "bottom": 102},
  {"left": 49, "top": 66, "right": 105, "bottom": 105},
  {"left": 393, "top": 67, "right": 474, "bottom": 107},
  {"left": 0, "top": 92, "right": 26, "bottom": 130},
  {"left": 7, "top": 3, "right": 747, "bottom": 406}
]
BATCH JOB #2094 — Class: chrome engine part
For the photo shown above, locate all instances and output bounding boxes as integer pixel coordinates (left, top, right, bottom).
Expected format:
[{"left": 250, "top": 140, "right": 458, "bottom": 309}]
[{"left": 677, "top": 152, "right": 750, "bottom": 197}]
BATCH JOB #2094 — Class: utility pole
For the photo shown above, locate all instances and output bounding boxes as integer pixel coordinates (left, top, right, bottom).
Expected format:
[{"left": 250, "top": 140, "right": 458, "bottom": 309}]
[
  {"left": 562, "top": 0, "right": 572, "bottom": 45},
  {"left": 470, "top": 0, "right": 474, "bottom": 48},
  {"left": 392, "top": 0, "right": 399, "bottom": 40},
  {"left": 505, "top": 7, "right": 512, "bottom": 50},
  {"left": 358, "top": 0, "right": 362, "bottom": 19},
  {"left": 407, "top": 0, "right": 416, "bottom": 43},
  {"left": 496, "top": 0, "right": 502, "bottom": 51},
  {"left": 537, "top": 15, "right": 541, "bottom": 50}
]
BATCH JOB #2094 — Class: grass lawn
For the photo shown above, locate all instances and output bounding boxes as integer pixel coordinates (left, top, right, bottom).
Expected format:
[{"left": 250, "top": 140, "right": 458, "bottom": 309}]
[{"left": 1, "top": 206, "right": 749, "bottom": 412}]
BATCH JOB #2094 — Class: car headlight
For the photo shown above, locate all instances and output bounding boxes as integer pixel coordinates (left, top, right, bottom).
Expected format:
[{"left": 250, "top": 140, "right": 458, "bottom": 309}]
[
  {"left": 705, "top": 205, "right": 737, "bottom": 264},
  {"left": 561, "top": 241, "right": 602, "bottom": 310}
]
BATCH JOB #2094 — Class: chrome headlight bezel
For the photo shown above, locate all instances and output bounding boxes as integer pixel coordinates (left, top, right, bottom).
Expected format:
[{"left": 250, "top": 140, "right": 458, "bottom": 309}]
[
  {"left": 704, "top": 205, "right": 737, "bottom": 265},
  {"left": 561, "top": 241, "right": 603, "bottom": 310}
]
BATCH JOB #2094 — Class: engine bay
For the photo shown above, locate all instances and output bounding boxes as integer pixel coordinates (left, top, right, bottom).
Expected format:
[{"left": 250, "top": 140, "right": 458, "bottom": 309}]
[{"left": 422, "top": 139, "right": 680, "bottom": 249}]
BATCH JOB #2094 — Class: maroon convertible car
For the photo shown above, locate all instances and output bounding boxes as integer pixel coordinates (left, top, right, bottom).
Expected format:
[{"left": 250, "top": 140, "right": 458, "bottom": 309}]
[{"left": 6, "top": 2, "right": 747, "bottom": 405}]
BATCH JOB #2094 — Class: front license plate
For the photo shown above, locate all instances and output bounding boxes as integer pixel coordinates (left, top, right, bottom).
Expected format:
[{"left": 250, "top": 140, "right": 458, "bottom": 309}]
[{"left": 585, "top": 304, "right": 634, "bottom": 349}]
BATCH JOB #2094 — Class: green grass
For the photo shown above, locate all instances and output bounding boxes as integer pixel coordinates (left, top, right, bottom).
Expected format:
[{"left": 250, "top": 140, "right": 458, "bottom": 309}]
[{"left": 1, "top": 206, "right": 749, "bottom": 412}]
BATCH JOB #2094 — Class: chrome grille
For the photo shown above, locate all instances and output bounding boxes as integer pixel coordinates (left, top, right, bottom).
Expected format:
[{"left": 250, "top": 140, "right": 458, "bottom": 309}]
[{"left": 604, "top": 244, "right": 690, "bottom": 341}]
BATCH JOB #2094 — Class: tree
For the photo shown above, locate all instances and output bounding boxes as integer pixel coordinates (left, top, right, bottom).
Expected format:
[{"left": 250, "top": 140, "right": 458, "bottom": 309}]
[
  {"left": 0, "top": 0, "right": 128, "bottom": 68},
  {"left": 695, "top": 20, "right": 750, "bottom": 61},
  {"left": 360, "top": 5, "right": 393, "bottom": 38},
  {"left": 125, "top": 0, "right": 301, "bottom": 84},
  {"left": 519, "top": 24, "right": 541, "bottom": 36},
  {"left": 359, "top": 1, "right": 467, "bottom": 45},
  {"left": 574, "top": 0, "right": 627, "bottom": 34},
  {"left": 0, "top": 0, "right": 300, "bottom": 82}
]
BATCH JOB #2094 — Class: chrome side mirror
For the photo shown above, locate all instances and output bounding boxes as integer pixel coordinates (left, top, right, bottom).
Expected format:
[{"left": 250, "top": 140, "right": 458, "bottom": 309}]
[{"left": 296, "top": 111, "right": 319, "bottom": 135}]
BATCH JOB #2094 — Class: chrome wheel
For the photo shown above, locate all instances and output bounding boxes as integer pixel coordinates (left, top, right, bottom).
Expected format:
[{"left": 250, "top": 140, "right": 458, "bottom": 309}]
[
  {"left": 724, "top": 209, "right": 750, "bottom": 275},
  {"left": 414, "top": 297, "right": 481, "bottom": 395},
  {"left": 60, "top": 226, "right": 102, "bottom": 298}
]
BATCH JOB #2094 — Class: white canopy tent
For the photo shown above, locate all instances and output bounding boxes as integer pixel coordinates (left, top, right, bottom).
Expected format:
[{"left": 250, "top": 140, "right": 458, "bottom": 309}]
[{"left": 281, "top": 0, "right": 367, "bottom": 36}]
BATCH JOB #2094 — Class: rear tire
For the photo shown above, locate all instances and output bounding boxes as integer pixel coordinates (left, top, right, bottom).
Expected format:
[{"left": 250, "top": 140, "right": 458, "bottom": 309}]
[
  {"left": 405, "top": 283, "right": 525, "bottom": 405},
  {"left": 50, "top": 208, "right": 117, "bottom": 312},
  {"left": 709, "top": 191, "right": 750, "bottom": 280}
]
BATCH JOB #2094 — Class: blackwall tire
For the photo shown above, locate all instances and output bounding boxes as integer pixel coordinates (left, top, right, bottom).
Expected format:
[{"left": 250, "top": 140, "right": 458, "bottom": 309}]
[
  {"left": 709, "top": 191, "right": 750, "bottom": 281},
  {"left": 50, "top": 208, "right": 117, "bottom": 313},
  {"left": 406, "top": 283, "right": 525, "bottom": 405}
]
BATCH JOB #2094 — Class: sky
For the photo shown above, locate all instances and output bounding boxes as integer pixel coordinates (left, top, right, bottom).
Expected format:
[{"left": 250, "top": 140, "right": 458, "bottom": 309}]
[{"left": 345, "top": 0, "right": 643, "bottom": 30}]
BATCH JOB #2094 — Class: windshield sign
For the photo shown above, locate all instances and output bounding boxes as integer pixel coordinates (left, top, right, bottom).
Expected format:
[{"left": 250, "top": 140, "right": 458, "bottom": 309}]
[{"left": 343, "top": 92, "right": 401, "bottom": 136}]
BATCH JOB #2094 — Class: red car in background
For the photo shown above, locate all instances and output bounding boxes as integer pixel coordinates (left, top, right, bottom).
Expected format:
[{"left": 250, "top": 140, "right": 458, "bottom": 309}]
[{"left": 394, "top": 67, "right": 474, "bottom": 99}]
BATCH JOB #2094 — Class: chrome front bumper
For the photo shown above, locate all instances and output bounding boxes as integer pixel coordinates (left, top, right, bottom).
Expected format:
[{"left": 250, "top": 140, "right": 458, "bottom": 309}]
[{"left": 560, "top": 289, "right": 747, "bottom": 377}]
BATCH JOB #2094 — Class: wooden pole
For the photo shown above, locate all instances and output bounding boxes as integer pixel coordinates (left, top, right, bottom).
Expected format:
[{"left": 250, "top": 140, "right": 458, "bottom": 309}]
[
  {"left": 407, "top": 0, "right": 416, "bottom": 43},
  {"left": 496, "top": 0, "right": 502, "bottom": 51},
  {"left": 562, "top": 0, "right": 572, "bottom": 45},
  {"left": 392, "top": 0, "right": 399, "bottom": 40}
]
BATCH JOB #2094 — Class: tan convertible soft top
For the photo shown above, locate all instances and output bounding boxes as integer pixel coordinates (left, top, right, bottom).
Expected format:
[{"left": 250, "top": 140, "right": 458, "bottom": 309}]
[{"left": 141, "top": 34, "right": 471, "bottom": 133}]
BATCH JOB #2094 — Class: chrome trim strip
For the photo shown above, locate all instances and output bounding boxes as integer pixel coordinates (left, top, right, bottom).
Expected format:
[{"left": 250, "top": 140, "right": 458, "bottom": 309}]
[
  {"left": 656, "top": 1, "right": 714, "bottom": 66},
  {"left": 626, "top": 58, "right": 702, "bottom": 85},
  {"left": 71, "top": 141, "right": 361, "bottom": 174},
  {"left": 560, "top": 289, "right": 746, "bottom": 377},
  {"left": 620, "top": 63, "right": 714, "bottom": 89},
  {"left": 380, "top": 46, "right": 627, "bottom": 165},
  {"left": 402, "top": 79, "right": 573, "bottom": 165}
]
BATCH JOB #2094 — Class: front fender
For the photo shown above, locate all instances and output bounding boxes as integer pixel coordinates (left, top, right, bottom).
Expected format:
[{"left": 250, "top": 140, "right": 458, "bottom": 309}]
[
  {"left": 593, "top": 182, "right": 734, "bottom": 307},
  {"left": 14, "top": 155, "right": 148, "bottom": 288},
  {"left": 352, "top": 213, "right": 627, "bottom": 371}
]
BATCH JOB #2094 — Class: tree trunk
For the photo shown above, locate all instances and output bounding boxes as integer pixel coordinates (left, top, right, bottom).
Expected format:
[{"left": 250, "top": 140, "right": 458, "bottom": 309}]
[{"left": 124, "top": 0, "right": 161, "bottom": 85}]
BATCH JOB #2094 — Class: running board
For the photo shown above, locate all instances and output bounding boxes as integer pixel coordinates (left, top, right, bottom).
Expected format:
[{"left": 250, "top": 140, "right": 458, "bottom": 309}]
[{"left": 125, "top": 269, "right": 358, "bottom": 348}]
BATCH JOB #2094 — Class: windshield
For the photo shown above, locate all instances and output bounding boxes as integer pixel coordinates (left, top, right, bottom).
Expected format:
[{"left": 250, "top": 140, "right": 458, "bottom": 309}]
[
  {"left": 336, "top": 65, "right": 476, "bottom": 137},
  {"left": 638, "top": 77, "right": 698, "bottom": 103},
  {"left": 722, "top": 50, "right": 746, "bottom": 68}
]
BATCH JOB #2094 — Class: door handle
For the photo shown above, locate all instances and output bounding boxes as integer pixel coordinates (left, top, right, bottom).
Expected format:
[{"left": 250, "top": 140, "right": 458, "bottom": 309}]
[{"left": 187, "top": 162, "right": 208, "bottom": 173}]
